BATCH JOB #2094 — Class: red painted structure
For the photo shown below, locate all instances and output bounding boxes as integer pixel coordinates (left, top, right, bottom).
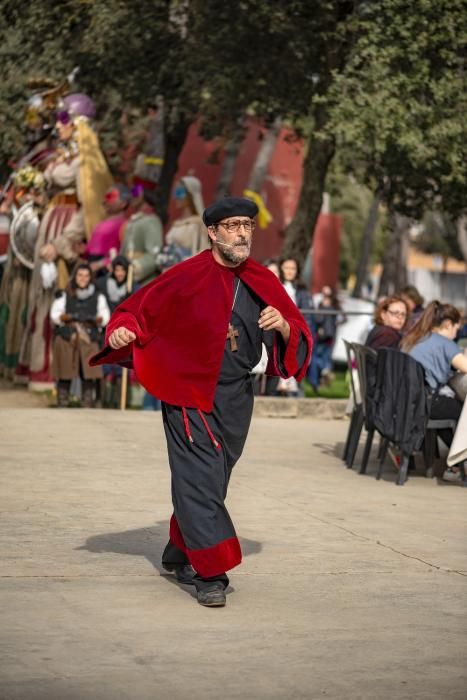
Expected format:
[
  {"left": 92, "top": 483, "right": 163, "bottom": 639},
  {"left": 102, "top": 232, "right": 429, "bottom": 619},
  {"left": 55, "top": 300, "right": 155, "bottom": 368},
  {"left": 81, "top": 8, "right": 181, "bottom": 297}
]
[{"left": 168, "top": 119, "right": 341, "bottom": 288}]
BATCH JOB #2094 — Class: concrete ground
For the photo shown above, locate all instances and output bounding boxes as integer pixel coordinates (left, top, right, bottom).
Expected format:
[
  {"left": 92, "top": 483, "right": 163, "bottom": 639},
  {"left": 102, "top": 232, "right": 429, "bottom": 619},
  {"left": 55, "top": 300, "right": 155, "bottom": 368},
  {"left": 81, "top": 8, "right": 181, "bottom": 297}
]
[{"left": 1, "top": 406, "right": 466, "bottom": 700}]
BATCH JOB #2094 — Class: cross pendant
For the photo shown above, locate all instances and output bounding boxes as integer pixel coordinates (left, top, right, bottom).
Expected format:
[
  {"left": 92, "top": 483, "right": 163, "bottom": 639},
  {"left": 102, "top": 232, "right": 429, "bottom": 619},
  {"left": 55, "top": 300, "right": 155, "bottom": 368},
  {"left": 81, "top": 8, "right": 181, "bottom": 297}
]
[{"left": 226, "top": 323, "right": 239, "bottom": 351}]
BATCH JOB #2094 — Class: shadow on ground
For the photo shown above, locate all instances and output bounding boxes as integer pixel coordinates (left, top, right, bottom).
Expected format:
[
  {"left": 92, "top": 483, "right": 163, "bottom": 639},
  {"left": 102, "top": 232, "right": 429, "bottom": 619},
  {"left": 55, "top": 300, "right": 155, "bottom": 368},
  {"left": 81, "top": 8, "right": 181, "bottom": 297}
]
[
  {"left": 78, "top": 522, "right": 262, "bottom": 598},
  {"left": 313, "top": 440, "right": 461, "bottom": 485}
]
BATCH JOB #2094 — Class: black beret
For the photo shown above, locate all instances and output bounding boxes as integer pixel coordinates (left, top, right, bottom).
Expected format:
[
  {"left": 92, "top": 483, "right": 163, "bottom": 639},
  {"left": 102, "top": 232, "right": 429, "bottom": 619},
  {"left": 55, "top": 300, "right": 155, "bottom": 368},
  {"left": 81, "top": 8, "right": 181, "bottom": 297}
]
[{"left": 202, "top": 196, "right": 259, "bottom": 226}]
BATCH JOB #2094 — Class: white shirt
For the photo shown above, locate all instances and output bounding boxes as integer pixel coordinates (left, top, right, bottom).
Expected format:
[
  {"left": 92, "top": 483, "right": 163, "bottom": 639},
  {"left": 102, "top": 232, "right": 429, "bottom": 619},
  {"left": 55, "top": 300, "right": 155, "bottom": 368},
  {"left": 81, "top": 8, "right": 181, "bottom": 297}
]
[{"left": 50, "top": 291, "right": 111, "bottom": 327}]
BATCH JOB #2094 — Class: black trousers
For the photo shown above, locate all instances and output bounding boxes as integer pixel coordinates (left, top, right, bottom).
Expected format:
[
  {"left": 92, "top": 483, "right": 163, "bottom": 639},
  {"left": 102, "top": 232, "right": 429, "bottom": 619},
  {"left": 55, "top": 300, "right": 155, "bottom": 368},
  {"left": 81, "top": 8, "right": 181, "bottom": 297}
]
[{"left": 429, "top": 395, "right": 462, "bottom": 447}]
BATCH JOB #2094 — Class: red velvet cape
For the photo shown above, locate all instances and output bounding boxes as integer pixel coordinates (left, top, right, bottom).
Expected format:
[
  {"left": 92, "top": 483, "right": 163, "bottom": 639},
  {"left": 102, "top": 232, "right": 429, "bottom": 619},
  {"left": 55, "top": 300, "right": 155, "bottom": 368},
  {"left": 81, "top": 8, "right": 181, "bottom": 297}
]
[{"left": 90, "top": 250, "right": 312, "bottom": 411}]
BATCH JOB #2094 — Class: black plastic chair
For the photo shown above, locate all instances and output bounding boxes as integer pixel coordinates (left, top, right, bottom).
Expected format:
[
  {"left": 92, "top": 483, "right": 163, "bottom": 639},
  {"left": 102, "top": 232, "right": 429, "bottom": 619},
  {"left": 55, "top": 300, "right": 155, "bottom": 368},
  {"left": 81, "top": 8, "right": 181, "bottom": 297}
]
[
  {"left": 351, "top": 343, "right": 378, "bottom": 474},
  {"left": 342, "top": 339, "right": 362, "bottom": 466},
  {"left": 346, "top": 343, "right": 376, "bottom": 473},
  {"left": 372, "top": 352, "right": 467, "bottom": 485}
]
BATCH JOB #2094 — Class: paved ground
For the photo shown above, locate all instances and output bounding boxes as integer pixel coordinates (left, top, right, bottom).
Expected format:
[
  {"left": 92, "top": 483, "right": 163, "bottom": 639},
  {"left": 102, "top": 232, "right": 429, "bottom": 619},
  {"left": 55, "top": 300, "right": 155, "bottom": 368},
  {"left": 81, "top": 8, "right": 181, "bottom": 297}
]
[{"left": 1, "top": 407, "right": 466, "bottom": 700}]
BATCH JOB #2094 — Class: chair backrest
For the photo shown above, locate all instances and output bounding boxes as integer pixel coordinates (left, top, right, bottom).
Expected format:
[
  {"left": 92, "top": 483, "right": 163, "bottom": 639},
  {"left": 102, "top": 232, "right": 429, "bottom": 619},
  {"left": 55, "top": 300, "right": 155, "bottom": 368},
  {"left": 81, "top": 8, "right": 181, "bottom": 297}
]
[
  {"left": 352, "top": 342, "right": 377, "bottom": 419},
  {"left": 372, "top": 348, "right": 428, "bottom": 454},
  {"left": 343, "top": 339, "right": 360, "bottom": 408}
]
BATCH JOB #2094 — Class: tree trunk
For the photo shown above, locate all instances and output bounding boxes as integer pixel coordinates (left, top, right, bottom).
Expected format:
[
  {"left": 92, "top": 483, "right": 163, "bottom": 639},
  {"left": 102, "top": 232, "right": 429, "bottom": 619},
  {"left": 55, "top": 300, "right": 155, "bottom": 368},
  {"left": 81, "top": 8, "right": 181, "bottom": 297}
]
[
  {"left": 246, "top": 117, "right": 282, "bottom": 193},
  {"left": 282, "top": 103, "right": 335, "bottom": 266},
  {"left": 378, "top": 209, "right": 409, "bottom": 296},
  {"left": 352, "top": 191, "right": 382, "bottom": 298},
  {"left": 155, "top": 113, "right": 192, "bottom": 223},
  {"left": 456, "top": 214, "right": 467, "bottom": 262},
  {"left": 215, "top": 121, "right": 246, "bottom": 200}
]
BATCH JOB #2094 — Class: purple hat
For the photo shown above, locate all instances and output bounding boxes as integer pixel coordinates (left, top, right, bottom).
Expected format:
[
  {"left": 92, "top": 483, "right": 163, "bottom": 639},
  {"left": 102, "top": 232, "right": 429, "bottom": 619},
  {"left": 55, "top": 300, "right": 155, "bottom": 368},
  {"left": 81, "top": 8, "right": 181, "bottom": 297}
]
[{"left": 62, "top": 93, "right": 96, "bottom": 120}]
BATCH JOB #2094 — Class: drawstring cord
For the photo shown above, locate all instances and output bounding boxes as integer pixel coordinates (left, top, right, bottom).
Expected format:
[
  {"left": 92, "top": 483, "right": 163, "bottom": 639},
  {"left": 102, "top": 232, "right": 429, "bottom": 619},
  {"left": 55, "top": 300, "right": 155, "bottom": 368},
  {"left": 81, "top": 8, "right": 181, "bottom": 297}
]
[
  {"left": 181, "top": 407, "right": 193, "bottom": 444},
  {"left": 197, "top": 409, "right": 221, "bottom": 450},
  {"left": 181, "top": 406, "right": 221, "bottom": 451}
]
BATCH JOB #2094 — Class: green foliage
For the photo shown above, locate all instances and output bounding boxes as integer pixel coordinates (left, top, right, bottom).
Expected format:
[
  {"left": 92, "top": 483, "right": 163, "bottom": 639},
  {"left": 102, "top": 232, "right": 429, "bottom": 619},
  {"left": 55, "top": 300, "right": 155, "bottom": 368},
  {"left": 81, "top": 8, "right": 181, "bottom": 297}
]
[
  {"left": 415, "top": 211, "right": 464, "bottom": 260},
  {"left": 325, "top": 161, "right": 387, "bottom": 285},
  {"left": 324, "top": 0, "right": 467, "bottom": 219}
]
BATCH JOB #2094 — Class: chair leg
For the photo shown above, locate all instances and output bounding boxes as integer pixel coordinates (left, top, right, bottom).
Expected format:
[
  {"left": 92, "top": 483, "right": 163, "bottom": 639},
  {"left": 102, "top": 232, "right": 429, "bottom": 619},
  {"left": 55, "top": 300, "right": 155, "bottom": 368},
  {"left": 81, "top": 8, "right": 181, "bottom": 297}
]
[
  {"left": 423, "top": 430, "right": 435, "bottom": 478},
  {"left": 397, "top": 453, "right": 410, "bottom": 485},
  {"left": 459, "top": 461, "right": 467, "bottom": 487},
  {"left": 376, "top": 439, "right": 389, "bottom": 480},
  {"left": 377, "top": 435, "right": 385, "bottom": 459},
  {"left": 359, "top": 428, "right": 375, "bottom": 474},
  {"left": 346, "top": 408, "right": 364, "bottom": 469},
  {"left": 342, "top": 409, "right": 357, "bottom": 462}
]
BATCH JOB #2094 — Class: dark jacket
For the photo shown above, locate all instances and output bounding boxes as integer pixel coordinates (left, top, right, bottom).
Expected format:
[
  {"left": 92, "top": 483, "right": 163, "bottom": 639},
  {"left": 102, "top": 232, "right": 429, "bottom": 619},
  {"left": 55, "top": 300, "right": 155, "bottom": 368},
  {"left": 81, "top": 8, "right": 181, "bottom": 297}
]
[
  {"left": 371, "top": 348, "right": 428, "bottom": 455},
  {"left": 296, "top": 287, "right": 316, "bottom": 337},
  {"left": 365, "top": 324, "right": 401, "bottom": 350}
]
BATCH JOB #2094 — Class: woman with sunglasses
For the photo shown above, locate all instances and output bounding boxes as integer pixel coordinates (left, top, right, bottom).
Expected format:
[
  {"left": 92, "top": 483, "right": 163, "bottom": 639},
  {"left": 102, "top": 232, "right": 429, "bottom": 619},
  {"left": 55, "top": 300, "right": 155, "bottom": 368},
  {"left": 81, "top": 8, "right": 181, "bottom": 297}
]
[{"left": 365, "top": 295, "right": 408, "bottom": 350}]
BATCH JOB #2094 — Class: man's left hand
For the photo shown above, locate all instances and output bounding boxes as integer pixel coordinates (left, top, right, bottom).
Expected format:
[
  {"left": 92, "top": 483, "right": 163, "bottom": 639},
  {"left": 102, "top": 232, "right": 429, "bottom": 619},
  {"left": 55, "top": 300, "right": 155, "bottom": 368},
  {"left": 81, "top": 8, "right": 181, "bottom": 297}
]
[{"left": 258, "top": 306, "right": 290, "bottom": 342}]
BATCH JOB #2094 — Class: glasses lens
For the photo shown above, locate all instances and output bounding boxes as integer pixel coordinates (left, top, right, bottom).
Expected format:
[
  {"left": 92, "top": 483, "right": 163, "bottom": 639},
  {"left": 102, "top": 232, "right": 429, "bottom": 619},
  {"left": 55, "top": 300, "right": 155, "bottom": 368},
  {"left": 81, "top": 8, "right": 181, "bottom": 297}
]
[{"left": 223, "top": 220, "right": 255, "bottom": 233}]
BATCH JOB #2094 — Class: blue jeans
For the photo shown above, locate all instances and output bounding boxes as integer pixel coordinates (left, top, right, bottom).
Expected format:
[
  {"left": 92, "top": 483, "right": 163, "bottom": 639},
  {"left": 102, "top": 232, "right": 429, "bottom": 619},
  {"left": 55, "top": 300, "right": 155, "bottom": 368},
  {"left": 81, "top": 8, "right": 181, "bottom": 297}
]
[{"left": 308, "top": 343, "right": 333, "bottom": 388}]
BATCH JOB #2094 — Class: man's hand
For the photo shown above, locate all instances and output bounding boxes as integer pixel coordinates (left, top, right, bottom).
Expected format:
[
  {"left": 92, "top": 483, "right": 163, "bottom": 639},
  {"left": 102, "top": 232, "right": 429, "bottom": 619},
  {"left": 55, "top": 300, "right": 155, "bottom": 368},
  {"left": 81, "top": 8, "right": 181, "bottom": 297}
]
[
  {"left": 40, "top": 243, "right": 57, "bottom": 262},
  {"left": 108, "top": 327, "right": 137, "bottom": 349},
  {"left": 258, "top": 306, "right": 290, "bottom": 342}
]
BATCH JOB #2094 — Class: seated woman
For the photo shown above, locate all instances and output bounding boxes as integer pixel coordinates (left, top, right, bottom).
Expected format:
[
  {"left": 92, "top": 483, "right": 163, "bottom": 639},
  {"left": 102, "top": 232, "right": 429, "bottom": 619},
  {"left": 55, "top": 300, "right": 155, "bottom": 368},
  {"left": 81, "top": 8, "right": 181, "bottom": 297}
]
[
  {"left": 50, "top": 263, "right": 110, "bottom": 407},
  {"left": 401, "top": 301, "right": 467, "bottom": 481},
  {"left": 365, "top": 295, "right": 408, "bottom": 350}
]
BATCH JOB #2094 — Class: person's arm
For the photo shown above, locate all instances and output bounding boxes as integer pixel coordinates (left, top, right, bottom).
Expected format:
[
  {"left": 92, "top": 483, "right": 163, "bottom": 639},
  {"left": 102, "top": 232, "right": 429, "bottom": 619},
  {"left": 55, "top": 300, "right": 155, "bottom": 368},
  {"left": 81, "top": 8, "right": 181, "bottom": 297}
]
[
  {"left": 50, "top": 294, "right": 66, "bottom": 325},
  {"left": 96, "top": 294, "right": 111, "bottom": 327},
  {"left": 452, "top": 353, "right": 467, "bottom": 373}
]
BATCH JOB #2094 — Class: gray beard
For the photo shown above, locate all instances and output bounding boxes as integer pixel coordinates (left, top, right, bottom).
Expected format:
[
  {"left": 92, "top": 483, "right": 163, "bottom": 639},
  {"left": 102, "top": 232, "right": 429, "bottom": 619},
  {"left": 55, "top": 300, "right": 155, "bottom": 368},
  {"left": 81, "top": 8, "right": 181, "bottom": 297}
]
[{"left": 215, "top": 238, "right": 251, "bottom": 265}]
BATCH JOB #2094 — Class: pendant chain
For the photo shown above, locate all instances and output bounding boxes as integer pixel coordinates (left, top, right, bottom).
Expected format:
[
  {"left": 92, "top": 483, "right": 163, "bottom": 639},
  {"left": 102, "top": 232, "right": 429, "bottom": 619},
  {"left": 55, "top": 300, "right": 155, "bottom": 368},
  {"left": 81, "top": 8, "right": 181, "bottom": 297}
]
[{"left": 232, "top": 279, "right": 240, "bottom": 311}]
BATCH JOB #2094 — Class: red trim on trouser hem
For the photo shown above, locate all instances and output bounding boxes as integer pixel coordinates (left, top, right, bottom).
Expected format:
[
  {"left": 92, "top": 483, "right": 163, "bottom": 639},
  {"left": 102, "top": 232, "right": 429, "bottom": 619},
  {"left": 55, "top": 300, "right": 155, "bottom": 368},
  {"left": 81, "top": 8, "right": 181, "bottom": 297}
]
[
  {"left": 169, "top": 515, "right": 242, "bottom": 577},
  {"left": 190, "top": 537, "right": 242, "bottom": 578},
  {"left": 170, "top": 514, "right": 186, "bottom": 551}
]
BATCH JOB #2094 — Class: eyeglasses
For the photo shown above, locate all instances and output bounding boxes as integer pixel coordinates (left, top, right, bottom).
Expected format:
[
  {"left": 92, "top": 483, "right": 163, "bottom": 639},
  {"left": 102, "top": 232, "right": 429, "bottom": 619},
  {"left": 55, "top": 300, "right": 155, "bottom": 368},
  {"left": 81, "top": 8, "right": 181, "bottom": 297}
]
[
  {"left": 218, "top": 219, "right": 256, "bottom": 233},
  {"left": 387, "top": 309, "right": 407, "bottom": 319}
]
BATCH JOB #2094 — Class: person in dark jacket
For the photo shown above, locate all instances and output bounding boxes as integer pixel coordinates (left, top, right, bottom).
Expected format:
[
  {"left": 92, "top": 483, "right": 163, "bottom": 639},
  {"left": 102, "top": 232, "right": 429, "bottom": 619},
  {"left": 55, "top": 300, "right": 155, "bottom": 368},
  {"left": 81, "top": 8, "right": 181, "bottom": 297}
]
[
  {"left": 308, "top": 286, "right": 340, "bottom": 391},
  {"left": 401, "top": 285, "right": 424, "bottom": 333},
  {"left": 96, "top": 255, "right": 134, "bottom": 312},
  {"left": 278, "top": 257, "right": 315, "bottom": 395},
  {"left": 365, "top": 295, "right": 408, "bottom": 350},
  {"left": 96, "top": 255, "right": 140, "bottom": 406}
]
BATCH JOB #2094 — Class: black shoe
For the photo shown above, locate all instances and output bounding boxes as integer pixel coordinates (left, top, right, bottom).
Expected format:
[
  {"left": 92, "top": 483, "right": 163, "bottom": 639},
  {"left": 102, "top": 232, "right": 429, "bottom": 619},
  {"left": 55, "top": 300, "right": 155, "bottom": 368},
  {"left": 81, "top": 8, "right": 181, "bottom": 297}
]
[
  {"left": 162, "top": 563, "right": 196, "bottom": 585},
  {"left": 197, "top": 584, "right": 226, "bottom": 608}
]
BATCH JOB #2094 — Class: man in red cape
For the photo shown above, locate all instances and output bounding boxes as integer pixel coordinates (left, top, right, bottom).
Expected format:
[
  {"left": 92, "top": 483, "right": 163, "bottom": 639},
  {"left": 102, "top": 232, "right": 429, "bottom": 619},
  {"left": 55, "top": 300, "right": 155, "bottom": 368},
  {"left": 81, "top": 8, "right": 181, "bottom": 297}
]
[{"left": 90, "top": 197, "right": 312, "bottom": 607}]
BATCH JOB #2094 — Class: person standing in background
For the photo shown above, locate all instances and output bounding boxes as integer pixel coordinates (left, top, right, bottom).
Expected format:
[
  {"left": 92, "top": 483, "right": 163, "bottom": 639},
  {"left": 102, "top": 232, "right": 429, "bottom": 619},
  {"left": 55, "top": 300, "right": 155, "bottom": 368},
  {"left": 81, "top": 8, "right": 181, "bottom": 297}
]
[
  {"left": 165, "top": 176, "right": 208, "bottom": 260},
  {"left": 120, "top": 186, "right": 162, "bottom": 285}
]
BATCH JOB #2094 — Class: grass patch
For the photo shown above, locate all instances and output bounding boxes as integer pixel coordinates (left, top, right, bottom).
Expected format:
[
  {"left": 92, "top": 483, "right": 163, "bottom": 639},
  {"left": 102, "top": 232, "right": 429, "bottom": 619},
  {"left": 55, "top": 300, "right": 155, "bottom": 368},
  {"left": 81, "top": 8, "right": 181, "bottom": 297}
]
[{"left": 303, "top": 371, "right": 349, "bottom": 399}]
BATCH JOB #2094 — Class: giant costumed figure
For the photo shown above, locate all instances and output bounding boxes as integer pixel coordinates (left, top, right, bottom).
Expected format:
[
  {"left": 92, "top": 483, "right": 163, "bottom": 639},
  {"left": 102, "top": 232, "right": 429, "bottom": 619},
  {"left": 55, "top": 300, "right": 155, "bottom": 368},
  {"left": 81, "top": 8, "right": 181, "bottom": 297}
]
[
  {"left": 0, "top": 75, "right": 66, "bottom": 379},
  {"left": 16, "top": 92, "right": 113, "bottom": 389}
]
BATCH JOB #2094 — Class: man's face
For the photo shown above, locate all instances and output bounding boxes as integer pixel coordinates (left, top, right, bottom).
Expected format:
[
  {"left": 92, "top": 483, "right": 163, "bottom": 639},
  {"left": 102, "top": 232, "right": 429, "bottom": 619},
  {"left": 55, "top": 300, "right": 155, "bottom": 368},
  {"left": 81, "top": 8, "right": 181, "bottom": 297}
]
[{"left": 209, "top": 217, "right": 254, "bottom": 265}]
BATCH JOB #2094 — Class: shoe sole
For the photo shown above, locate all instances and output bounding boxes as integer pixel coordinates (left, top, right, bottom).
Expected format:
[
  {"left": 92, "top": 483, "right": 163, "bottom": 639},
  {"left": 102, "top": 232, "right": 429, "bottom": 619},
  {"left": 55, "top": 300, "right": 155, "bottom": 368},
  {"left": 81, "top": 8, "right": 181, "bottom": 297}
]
[{"left": 198, "top": 598, "right": 226, "bottom": 608}]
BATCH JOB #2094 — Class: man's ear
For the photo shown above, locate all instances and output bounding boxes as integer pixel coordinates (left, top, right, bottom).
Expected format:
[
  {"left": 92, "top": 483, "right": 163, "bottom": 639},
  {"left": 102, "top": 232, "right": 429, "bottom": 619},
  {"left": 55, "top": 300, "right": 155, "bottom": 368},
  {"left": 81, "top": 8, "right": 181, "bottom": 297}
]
[{"left": 207, "top": 225, "right": 217, "bottom": 244}]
